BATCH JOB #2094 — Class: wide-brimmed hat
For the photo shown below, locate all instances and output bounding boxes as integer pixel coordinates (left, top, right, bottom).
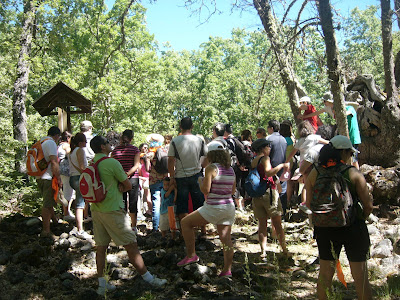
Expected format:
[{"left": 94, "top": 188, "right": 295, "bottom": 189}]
[
  {"left": 330, "top": 135, "right": 359, "bottom": 153},
  {"left": 146, "top": 133, "right": 164, "bottom": 143},
  {"left": 251, "top": 138, "right": 271, "bottom": 152}
]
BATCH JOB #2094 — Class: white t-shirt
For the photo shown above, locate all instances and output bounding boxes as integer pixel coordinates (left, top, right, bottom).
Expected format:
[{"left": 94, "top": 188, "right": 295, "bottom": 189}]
[
  {"left": 324, "top": 105, "right": 335, "bottom": 118},
  {"left": 168, "top": 134, "right": 208, "bottom": 178},
  {"left": 294, "top": 134, "right": 321, "bottom": 162},
  {"left": 304, "top": 143, "right": 324, "bottom": 164},
  {"left": 38, "top": 136, "right": 58, "bottom": 180},
  {"left": 82, "top": 132, "right": 94, "bottom": 161}
]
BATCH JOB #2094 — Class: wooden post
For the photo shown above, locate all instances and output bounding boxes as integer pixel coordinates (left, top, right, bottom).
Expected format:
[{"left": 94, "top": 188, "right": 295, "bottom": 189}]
[{"left": 58, "top": 108, "right": 68, "bottom": 132}]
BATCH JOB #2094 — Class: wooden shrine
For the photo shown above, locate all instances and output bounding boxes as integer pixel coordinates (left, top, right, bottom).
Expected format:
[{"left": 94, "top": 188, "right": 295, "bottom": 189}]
[{"left": 32, "top": 81, "right": 92, "bottom": 132}]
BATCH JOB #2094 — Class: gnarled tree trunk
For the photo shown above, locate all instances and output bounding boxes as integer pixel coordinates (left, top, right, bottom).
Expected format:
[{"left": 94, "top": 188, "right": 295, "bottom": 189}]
[
  {"left": 253, "top": 0, "right": 307, "bottom": 122},
  {"left": 13, "top": 0, "right": 36, "bottom": 173},
  {"left": 316, "top": 0, "right": 349, "bottom": 137}
]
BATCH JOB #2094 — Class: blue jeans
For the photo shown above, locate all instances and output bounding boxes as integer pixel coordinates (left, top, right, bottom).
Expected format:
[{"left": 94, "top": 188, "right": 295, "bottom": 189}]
[
  {"left": 175, "top": 172, "right": 205, "bottom": 215},
  {"left": 149, "top": 181, "right": 163, "bottom": 231}
]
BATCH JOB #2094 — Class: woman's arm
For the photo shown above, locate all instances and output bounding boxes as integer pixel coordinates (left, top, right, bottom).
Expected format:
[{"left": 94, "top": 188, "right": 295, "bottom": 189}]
[
  {"left": 318, "top": 138, "right": 329, "bottom": 145},
  {"left": 76, "top": 148, "right": 87, "bottom": 173},
  {"left": 200, "top": 165, "right": 217, "bottom": 196},
  {"left": 349, "top": 168, "right": 373, "bottom": 218},
  {"left": 285, "top": 147, "right": 297, "bottom": 164},
  {"left": 126, "top": 153, "right": 140, "bottom": 177},
  {"left": 263, "top": 156, "right": 290, "bottom": 177},
  {"left": 231, "top": 177, "right": 237, "bottom": 196}
]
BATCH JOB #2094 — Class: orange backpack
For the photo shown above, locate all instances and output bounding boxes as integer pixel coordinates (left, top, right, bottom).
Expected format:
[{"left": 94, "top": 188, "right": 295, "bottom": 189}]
[{"left": 26, "top": 138, "right": 51, "bottom": 176}]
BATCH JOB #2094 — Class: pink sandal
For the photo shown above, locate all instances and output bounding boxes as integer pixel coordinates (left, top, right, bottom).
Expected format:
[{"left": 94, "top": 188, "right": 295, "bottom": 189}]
[
  {"left": 218, "top": 270, "right": 232, "bottom": 278},
  {"left": 177, "top": 255, "right": 199, "bottom": 266}
]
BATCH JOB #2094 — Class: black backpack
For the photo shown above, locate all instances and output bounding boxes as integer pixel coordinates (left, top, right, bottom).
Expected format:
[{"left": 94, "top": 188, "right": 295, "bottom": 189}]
[
  {"left": 227, "top": 136, "right": 253, "bottom": 168},
  {"left": 310, "top": 164, "right": 357, "bottom": 227},
  {"left": 153, "top": 147, "right": 169, "bottom": 174}
]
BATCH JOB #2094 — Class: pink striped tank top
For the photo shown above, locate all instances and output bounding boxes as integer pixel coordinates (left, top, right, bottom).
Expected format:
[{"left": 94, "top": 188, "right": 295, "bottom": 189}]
[{"left": 206, "top": 163, "right": 235, "bottom": 205}]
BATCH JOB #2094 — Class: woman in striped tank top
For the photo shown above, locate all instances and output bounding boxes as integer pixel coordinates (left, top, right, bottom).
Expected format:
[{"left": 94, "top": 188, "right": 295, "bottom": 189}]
[{"left": 177, "top": 141, "right": 236, "bottom": 278}]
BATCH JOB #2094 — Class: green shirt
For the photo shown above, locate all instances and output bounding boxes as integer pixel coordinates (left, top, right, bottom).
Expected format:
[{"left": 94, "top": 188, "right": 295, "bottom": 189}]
[
  {"left": 346, "top": 106, "right": 361, "bottom": 145},
  {"left": 90, "top": 153, "right": 127, "bottom": 212}
]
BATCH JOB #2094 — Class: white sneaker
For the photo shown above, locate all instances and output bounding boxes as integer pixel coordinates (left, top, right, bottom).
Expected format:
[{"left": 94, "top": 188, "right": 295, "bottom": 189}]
[
  {"left": 148, "top": 276, "right": 167, "bottom": 287},
  {"left": 75, "top": 230, "right": 92, "bottom": 240},
  {"left": 96, "top": 282, "right": 116, "bottom": 296}
]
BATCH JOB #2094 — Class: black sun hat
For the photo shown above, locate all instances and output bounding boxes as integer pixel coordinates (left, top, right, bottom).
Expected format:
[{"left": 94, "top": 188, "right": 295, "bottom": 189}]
[{"left": 251, "top": 138, "right": 272, "bottom": 152}]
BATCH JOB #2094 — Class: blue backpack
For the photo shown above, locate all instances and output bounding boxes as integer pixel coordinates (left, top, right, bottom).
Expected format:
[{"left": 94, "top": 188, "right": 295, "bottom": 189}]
[{"left": 244, "top": 157, "right": 267, "bottom": 197}]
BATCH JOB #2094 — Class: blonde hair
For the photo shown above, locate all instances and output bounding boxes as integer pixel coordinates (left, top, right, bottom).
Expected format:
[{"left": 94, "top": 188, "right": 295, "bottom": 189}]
[{"left": 207, "top": 150, "right": 231, "bottom": 168}]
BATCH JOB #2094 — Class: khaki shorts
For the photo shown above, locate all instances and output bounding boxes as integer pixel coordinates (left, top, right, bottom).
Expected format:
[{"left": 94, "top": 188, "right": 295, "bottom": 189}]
[
  {"left": 37, "top": 179, "right": 56, "bottom": 208},
  {"left": 252, "top": 189, "right": 282, "bottom": 219},
  {"left": 92, "top": 209, "right": 137, "bottom": 246}
]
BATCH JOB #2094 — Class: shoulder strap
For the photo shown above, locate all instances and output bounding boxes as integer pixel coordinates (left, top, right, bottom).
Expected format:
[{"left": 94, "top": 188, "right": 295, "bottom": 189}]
[
  {"left": 94, "top": 156, "right": 110, "bottom": 166},
  {"left": 171, "top": 141, "right": 180, "bottom": 160}
]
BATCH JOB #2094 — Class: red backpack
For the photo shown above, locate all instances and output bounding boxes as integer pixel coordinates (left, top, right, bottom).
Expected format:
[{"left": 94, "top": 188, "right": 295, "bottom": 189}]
[{"left": 79, "top": 157, "right": 110, "bottom": 203}]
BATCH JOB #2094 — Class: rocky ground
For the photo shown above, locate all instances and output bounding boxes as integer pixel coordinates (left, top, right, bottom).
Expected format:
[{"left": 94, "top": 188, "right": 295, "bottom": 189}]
[{"left": 0, "top": 205, "right": 400, "bottom": 300}]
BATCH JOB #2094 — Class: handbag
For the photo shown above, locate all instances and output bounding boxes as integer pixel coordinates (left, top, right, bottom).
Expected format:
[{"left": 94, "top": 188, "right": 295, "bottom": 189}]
[{"left": 59, "top": 157, "right": 70, "bottom": 176}]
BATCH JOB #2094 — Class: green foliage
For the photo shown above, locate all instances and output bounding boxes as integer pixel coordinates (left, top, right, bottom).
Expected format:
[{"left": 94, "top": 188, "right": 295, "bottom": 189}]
[
  {"left": 342, "top": 6, "right": 385, "bottom": 86},
  {"left": 0, "top": 1, "right": 397, "bottom": 213}
]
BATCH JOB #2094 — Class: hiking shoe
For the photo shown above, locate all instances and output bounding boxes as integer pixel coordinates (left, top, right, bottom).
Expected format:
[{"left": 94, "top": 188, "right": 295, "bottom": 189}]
[
  {"left": 177, "top": 255, "right": 199, "bottom": 267},
  {"left": 63, "top": 215, "right": 75, "bottom": 222},
  {"left": 83, "top": 216, "right": 92, "bottom": 223},
  {"left": 218, "top": 270, "right": 232, "bottom": 278},
  {"left": 96, "top": 282, "right": 116, "bottom": 296},
  {"left": 75, "top": 230, "right": 92, "bottom": 240},
  {"left": 299, "top": 203, "right": 312, "bottom": 215},
  {"left": 148, "top": 276, "right": 167, "bottom": 287}
]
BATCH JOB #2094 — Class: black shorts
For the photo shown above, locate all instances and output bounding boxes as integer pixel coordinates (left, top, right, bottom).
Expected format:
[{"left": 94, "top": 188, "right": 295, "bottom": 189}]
[{"left": 314, "top": 220, "right": 370, "bottom": 262}]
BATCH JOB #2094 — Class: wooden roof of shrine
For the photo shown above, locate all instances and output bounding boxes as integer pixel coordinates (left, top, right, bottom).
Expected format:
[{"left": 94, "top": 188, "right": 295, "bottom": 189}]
[{"left": 32, "top": 81, "right": 92, "bottom": 116}]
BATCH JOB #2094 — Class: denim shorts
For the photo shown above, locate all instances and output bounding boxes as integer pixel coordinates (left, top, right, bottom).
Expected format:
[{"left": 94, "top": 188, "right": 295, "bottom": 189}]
[{"left": 69, "top": 175, "right": 85, "bottom": 209}]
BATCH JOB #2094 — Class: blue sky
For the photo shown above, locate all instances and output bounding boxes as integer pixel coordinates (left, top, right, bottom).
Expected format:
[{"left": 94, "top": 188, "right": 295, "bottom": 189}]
[
  {"left": 106, "top": 0, "right": 381, "bottom": 51},
  {"left": 142, "top": 0, "right": 381, "bottom": 51}
]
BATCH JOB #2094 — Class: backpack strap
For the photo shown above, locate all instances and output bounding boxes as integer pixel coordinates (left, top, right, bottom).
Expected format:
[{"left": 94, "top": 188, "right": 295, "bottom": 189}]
[
  {"left": 94, "top": 156, "right": 110, "bottom": 166},
  {"left": 171, "top": 141, "right": 180, "bottom": 160}
]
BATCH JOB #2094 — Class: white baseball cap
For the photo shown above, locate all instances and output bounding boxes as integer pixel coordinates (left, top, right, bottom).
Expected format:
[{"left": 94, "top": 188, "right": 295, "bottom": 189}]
[
  {"left": 207, "top": 141, "right": 226, "bottom": 152},
  {"left": 330, "top": 135, "right": 359, "bottom": 153},
  {"left": 299, "top": 96, "right": 311, "bottom": 103}
]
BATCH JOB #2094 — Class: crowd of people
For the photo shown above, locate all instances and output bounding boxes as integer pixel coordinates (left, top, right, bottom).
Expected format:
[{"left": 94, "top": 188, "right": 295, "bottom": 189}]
[{"left": 33, "top": 92, "right": 373, "bottom": 299}]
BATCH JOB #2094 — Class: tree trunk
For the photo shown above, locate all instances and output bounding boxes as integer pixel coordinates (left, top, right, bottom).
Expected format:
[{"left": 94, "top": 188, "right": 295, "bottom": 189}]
[
  {"left": 13, "top": 0, "right": 36, "bottom": 173},
  {"left": 253, "top": 0, "right": 307, "bottom": 123},
  {"left": 316, "top": 0, "right": 349, "bottom": 137},
  {"left": 378, "top": 0, "right": 400, "bottom": 165}
]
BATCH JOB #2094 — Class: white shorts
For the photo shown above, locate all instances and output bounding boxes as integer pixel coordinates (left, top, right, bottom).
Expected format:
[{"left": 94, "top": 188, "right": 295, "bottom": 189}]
[
  {"left": 159, "top": 211, "right": 179, "bottom": 231},
  {"left": 159, "top": 213, "right": 170, "bottom": 231},
  {"left": 197, "top": 202, "right": 235, "bottom": 225}
]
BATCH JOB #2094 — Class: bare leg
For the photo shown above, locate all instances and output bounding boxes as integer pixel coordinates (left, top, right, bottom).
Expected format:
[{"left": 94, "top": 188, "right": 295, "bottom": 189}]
[
  {"left": 84, "top": 202, "right": 89, "bottom": 218},
  {"left": 129, "top": 212, "right": 137, "bottom": 228},
  {"left": 258, "top": 217, "right": 268, "bottom": 257},
  {"left": 76, "top": 208, "right": 84, "bottom": 232},
  {"left": 96, "top": 245, "right": 108, "bottom": 277},
  {"left": 217, "top": 225, "right": 233, "bottom": 273},
  {"left": 317, "top": 259, "right": 336, "bottom": 300},
  {"left": 181, "top": 211, "right": 208, "bottom": 258},
  {"left": 271, "top": 215, "right": 288, "bottom": 254},
  {"left": 124, "top": 243, "right": 147, "bottom": 275},
  {"left": 42, "top": 207, "right": 54, "bottom": 233},
  {"left": 349, "top": 261, "right": 372, "bottom": 300}
]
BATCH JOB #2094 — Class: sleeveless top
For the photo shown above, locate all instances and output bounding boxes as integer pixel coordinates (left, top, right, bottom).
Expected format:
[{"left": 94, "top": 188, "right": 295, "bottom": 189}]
[
  {"left": 206, "top": 163, "right": 235, "bottom": 205},
  {"left": 69, "top": 147, "right": 88, "bottom": 176}
]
